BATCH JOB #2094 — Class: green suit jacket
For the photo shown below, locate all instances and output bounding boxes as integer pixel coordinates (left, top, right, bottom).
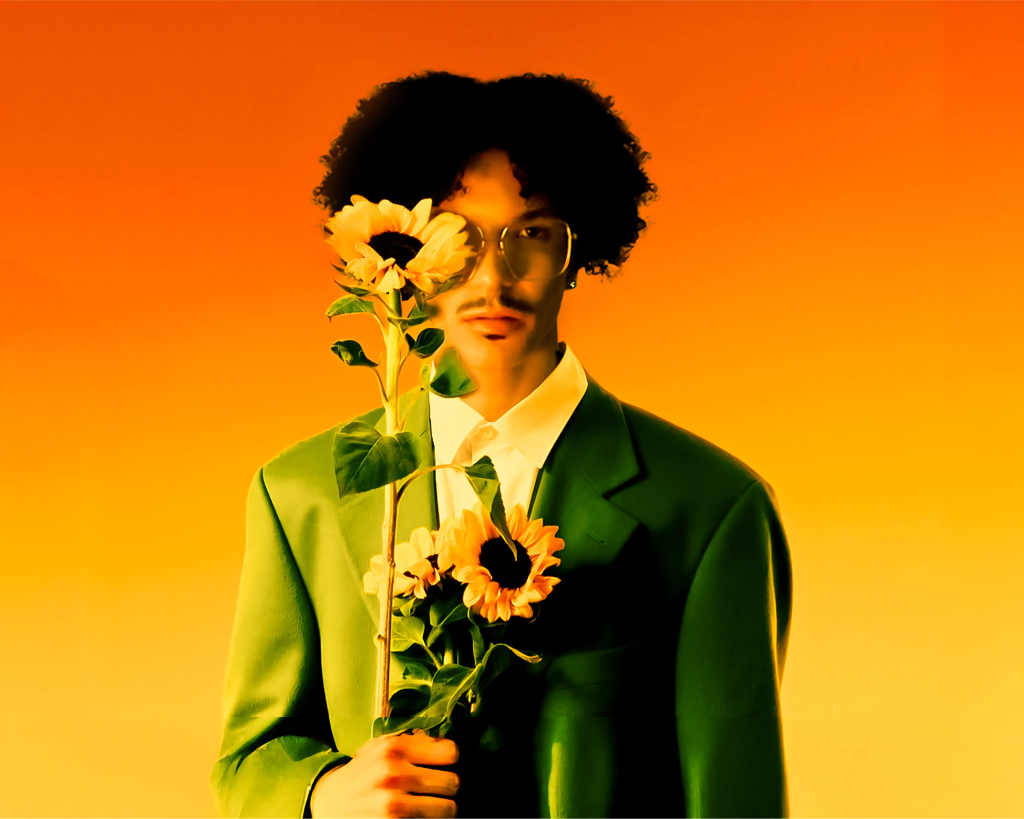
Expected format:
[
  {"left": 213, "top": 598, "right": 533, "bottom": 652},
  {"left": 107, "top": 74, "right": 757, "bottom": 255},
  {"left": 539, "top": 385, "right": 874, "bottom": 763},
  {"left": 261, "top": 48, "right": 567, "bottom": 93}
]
[{"left": 211, "top": 379, "right": 793, "bottom": 818}]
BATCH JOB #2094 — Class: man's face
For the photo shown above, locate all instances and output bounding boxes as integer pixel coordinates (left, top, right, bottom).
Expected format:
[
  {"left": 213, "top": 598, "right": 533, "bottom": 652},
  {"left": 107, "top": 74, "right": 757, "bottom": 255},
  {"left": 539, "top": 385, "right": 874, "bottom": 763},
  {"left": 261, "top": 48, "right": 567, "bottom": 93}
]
[{"left": 428, "top": 149, "right": 569, "bottom": 374}]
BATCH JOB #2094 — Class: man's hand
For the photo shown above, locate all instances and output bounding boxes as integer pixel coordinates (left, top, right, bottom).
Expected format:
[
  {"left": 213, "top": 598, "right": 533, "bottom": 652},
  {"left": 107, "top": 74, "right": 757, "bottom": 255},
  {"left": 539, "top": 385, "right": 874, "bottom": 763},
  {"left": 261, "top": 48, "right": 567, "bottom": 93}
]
[{"left": 310, "top": 730, "right": 460, "bottom": 818}]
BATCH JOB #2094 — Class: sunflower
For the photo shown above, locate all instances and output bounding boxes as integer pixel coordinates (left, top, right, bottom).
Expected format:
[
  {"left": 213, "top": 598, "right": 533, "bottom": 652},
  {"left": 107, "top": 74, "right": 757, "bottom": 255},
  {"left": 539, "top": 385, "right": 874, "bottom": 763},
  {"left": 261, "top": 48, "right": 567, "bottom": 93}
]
[
  {"left": 445, "top": 503, "right": 564, "bottom": 623},
  {"left": 324, "top": 196, "right": 475, "bottom": 296},
  {"left": 363, "top": 520, "right": 457, "bottom": 600}
]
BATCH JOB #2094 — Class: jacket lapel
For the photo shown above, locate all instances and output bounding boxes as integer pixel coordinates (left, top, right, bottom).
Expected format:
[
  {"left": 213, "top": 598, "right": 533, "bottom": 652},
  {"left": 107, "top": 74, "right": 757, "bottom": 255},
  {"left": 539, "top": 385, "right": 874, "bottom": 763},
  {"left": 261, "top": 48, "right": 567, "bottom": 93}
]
[{"left": 529, "top": 378, "right": 640, "bottom": 575}]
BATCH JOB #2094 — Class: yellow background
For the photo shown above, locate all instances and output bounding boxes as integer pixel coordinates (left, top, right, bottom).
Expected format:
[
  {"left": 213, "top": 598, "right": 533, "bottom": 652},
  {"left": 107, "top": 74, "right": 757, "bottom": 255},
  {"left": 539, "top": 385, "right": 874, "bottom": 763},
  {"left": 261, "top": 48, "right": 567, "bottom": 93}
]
[{"left": 1, "top": 2, "right": 1020, "bottom": 816}]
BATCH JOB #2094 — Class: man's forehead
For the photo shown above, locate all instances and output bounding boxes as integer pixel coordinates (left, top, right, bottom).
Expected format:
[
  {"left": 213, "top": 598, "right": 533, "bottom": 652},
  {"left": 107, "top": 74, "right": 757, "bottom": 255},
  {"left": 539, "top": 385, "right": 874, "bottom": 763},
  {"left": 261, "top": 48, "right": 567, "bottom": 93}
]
[{"left": 429, "top": 201, "right": 556, "bottom": 223}]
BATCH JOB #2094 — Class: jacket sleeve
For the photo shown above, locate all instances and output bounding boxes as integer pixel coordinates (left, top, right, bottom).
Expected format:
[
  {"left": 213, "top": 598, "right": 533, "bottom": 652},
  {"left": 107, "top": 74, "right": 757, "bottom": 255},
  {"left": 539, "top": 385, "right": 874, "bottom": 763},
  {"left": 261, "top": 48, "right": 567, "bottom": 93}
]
[
  {"left": 675, "top": 479, "right": 794, "bottom": 818},
  {"left": 211, "top": 468, "right": 350, "bottom": 818}
]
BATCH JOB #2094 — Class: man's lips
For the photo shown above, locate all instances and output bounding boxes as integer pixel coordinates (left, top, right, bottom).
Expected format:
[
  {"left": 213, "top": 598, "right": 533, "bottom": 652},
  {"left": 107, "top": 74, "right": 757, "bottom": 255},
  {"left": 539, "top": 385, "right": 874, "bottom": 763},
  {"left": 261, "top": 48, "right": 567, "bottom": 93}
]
[{"left": 459, "top": 312, "right": 526, "bottom": 335}]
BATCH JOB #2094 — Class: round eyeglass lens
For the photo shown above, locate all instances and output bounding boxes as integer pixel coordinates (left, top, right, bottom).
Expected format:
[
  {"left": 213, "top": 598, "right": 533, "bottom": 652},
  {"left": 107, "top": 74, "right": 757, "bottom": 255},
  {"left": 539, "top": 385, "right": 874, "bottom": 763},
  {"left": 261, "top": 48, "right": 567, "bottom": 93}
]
[
  {"left": 455, "top": 217, "right": 571, "bottom": 281},
  {"left": 503, "top": 218, "right": 571, "bottom": 280}
]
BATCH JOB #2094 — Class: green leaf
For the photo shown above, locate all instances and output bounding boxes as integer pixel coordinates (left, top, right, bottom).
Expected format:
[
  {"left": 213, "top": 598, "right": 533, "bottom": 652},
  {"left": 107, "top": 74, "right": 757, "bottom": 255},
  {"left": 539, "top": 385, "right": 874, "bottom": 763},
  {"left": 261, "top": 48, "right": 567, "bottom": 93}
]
[
  {"left": 326, "top": 295, "right": 377, "bottom": 319},
  {"left": 428, "top": 594, "right": 466, "bottom": 628},
  {"left": 390, "top": 615, "right": 427, "bottom": 652},
  {"left": 425, "top": 598, "right": 469, "bottom": 647},
  {"left": 495, "top": 642, "right": 541, "bottom": 663},
  {"left": 467, "top": 606, "right": 507, "bottom": 631},
  {"left": 420, "top": 362, "right": 432, "bottom": 391},
  {"left": 331, "top": 267, "right": 372, "bottom": 293},
  {"left": 330, "top": 339, "right": 378, "bottom": 368},
  {"left": 467, "top": 643, "right": 542, "bottom": 702},
  {"left": 390, "top": 658, "right": 434, "bottom": 693},
  {"left": 387, "top": 686, "right": 430, "bottom": 716},
  {"left": 396, "top": 595, "right": 427, "bottom": 616},
  {"left": 467, "top": 619, "right": 485, "bottom": 666},
  {"left": 372, "top": 687, "right": 433, "bottom": 737},
  {"left": 425, "top": 664, "right": 479, "bottom": 725},
  {"left": 463, "top": 456, "right": 516, "bottom": 553},
  {"left": 429, "top": 348, "right": 476, "bottom": 397},
  {"left": 406, "top": 328, "right": 444, "bottom": 359},
  {"left": 334, "top": 420, "right": 420, "bottom": 496},
  {"left": 440, "top": 700, "right": 471, "bottom": 737},
  {"left": 375, "top": 642, "right": 543, "bottom": 738},
  {"left": 431, "top": 273, "right": 464, "bottom": 298},
  {"left": 375, "top": 662, "right": 478, "bottom": 737},
  {"left": 388, "top": 303, "right": 429, "bottom": 330}
]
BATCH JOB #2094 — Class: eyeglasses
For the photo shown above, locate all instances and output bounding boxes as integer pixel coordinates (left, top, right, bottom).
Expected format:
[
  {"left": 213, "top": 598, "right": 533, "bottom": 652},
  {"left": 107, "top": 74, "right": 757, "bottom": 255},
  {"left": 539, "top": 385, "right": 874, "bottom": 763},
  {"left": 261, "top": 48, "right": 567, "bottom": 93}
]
[{"left": 451, "top": 215, "right": 577, "bottom": 282}]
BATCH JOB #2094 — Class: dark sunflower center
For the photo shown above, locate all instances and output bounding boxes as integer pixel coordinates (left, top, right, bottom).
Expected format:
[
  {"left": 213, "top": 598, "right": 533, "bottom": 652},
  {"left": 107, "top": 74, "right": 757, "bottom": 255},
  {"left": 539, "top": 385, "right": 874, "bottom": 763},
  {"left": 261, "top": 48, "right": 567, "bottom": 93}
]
[
  {"left": 479, "top": 537, "right": 532, "bottom": 590},
  {"left": 369, "top": 231, "right": 423, "bottom": 268}
]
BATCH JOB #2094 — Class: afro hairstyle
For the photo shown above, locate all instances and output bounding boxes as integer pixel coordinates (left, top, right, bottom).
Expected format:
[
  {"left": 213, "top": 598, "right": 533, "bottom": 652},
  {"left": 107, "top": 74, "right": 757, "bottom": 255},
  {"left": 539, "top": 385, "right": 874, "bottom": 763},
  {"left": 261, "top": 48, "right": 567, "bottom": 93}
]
[{"left": 312, "top": 71, "right": 658, "bottom": 279}]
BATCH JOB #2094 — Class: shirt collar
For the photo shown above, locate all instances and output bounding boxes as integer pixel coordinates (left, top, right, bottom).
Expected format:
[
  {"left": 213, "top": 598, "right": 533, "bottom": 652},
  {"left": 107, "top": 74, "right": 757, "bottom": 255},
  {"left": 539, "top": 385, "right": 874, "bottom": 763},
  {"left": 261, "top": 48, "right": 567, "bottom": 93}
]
[{"left": 428, "top": 343, "right": 589, "bottom": 469}]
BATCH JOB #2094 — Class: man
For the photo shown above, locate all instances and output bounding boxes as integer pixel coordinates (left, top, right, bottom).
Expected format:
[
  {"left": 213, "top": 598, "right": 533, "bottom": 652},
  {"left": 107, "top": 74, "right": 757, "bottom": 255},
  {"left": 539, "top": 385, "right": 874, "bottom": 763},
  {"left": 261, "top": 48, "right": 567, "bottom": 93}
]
[{"left": 211, "top": 72, "right": 793, "bottom": 818}]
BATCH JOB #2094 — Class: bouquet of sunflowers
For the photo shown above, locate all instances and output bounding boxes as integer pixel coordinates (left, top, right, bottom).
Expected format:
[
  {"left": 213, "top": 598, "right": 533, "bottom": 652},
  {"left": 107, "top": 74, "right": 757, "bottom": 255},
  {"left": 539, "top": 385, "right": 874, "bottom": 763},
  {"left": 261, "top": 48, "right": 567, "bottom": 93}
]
[{"left": 323, "top": 195, "right": 564, "bottom": 739}]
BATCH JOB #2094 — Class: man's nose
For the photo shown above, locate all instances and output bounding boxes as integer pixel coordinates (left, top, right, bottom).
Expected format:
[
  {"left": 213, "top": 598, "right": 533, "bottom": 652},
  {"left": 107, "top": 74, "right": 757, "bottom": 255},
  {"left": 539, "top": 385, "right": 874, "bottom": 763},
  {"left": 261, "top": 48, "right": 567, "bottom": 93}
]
[{"left": 466, "top": 237, "right": 515, "bottom": 290}]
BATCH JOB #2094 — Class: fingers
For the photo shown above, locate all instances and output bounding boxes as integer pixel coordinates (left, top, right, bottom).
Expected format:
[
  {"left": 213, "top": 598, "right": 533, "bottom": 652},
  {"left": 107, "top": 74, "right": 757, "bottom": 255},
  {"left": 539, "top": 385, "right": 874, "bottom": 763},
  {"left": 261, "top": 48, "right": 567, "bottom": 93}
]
[
  {"left": 380, "top": 794, "right": 457, "bottom": 819},
  {"left": 378, "top": 758, "right": 459, "bottom": 798},
  {"left": 376, "top": 760, "right": 459, "bottom": 818},
  {"left": 408, "top": 767, "right": 461, "bottom": 799},
  {"left": 377, "top": 731, "right": 459, "bottom": 767}
]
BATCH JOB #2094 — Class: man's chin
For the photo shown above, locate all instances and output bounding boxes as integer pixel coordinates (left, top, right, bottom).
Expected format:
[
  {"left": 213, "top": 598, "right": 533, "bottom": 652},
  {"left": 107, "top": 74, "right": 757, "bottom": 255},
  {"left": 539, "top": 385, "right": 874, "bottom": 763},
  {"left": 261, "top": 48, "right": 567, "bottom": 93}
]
[{"left": 451, "top": 333, "right": 528, "bottom": 371}]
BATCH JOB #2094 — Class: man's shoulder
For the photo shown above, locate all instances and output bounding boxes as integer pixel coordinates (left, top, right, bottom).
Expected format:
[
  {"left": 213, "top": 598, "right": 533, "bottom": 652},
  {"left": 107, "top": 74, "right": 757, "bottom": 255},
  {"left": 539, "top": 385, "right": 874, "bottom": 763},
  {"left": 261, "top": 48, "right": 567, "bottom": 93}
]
[
  {"left": 259, "top": 404, "right": 385, "bottom": 492},
  {"left": 616, "top": 397, "right": 771, "bottom": 502}
]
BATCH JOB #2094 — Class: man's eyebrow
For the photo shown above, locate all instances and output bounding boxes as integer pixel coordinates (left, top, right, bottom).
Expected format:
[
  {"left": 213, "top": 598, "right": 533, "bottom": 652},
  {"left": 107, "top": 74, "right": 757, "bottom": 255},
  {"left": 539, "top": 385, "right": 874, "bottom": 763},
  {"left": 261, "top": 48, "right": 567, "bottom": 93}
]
[
  {"left": 520, "top": 206, "right": 557, "bottom": 219},
  {"left": 428, "top": 205, "right": 559, "bottom": 220}
]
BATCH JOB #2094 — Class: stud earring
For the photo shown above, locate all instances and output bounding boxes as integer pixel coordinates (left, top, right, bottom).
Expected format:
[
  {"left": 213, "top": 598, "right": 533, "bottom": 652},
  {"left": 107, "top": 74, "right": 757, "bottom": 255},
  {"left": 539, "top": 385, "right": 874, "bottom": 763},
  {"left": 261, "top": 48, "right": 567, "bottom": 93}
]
[{"left": 566, "top": 278, "right": 577, "bottom": 290}]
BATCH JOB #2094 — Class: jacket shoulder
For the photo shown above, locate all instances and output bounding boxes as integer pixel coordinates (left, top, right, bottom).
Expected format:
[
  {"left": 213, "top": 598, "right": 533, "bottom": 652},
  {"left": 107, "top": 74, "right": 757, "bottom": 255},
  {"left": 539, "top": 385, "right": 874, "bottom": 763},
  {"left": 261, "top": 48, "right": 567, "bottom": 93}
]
[
  {"left": 259, "top": 405, "right": 385, "bottom": 499},
  {"left": 619, "top": 401, "right": 772, "bottom": 503}
]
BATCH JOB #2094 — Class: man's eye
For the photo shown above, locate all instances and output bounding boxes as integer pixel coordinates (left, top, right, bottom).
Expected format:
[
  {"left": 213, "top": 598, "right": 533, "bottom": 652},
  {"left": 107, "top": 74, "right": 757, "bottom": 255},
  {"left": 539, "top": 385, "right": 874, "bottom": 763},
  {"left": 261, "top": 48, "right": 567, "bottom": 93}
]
[{"left": 517, "top": 226, "right": 549, "bottom": 240}]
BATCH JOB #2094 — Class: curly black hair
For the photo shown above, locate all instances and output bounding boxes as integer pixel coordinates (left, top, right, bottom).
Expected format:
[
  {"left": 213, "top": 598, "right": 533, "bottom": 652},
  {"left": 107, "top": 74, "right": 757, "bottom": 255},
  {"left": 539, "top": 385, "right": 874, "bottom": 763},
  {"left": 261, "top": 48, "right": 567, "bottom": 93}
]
[{"left": 312, "top": 72, "right": 658, "bottom": 279}]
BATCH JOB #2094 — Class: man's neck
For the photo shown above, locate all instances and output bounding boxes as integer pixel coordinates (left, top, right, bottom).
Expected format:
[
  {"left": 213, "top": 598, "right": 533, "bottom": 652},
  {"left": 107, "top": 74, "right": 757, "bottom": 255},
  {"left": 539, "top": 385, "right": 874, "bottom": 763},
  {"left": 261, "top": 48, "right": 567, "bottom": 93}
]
[{"left": 458, "top": 346, "right": 560, "bottom": 422}]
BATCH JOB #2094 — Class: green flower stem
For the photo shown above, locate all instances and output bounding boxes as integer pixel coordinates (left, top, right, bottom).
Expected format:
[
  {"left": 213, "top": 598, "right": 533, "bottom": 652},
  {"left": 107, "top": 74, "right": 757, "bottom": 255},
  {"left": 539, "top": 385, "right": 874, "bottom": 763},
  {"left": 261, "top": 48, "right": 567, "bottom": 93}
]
[
  {"left": 396, "top": 386, "right": 424, "bottom": 432},
  {"left": 372, "top": 292, "right": 396, "bottom": 316},
  {"left": 395, "top": 463, "right": 467, "bottom": 506},
  {"left": 375, "top": 288, "right": 404, "bottom": 722},
  {"left": 423, "top": 642, "right": 443, "bottom": 670},
  {"left": 443, "top": 631, "right": 455, "bottom": 667},
  {"left": 371, "top": 367, "right": 388, "bottom": 408}
]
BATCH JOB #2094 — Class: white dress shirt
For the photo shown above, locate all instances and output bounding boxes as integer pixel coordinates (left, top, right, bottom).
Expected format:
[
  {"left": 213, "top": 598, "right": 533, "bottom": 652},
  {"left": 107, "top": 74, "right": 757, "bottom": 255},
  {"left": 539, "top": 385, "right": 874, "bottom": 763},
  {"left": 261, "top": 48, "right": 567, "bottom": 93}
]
[{"left": 428, "top": 343, "right": 589, "bottom": 524}]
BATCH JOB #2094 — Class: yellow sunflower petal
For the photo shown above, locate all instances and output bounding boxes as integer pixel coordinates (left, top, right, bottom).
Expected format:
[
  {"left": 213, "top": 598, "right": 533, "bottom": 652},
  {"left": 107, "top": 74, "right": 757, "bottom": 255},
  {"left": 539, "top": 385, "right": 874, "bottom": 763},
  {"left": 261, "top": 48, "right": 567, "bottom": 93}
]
[
  {"left": 402, "top": 267, "right": 438, "bottom": 295},
  {"left": 352, "top": 242, "right": 383, "bottom": 262},
  {"left": 362, "top": 554, "right": 385, "bottom": 595},
  {"left": 376, "top": 199, "right": 412, "bottom": 234},
  {"left": 409, "top": 198, "right": 432, "bottom": 237},
  {"left": 394, "top": 540, "right": 419, "bottom": 573},
  {"left": 507, "top": 504, "right": 528, "bottom": 537},
  {"left": 419, "top": 212, "right": 467, "bottom": 245},
  {"left": 497, "top": 595, "right": 513, "bottom": 622},
  {"left": 408, "top": 527, "right": 435, "bottom": 561},
  {"left": 363, "top": 200, "right": 400, "bottom": 236},
  {"left": 511, "top": 599, "right": 534, "bottom": 619},
  {"left": 523, "top": 586, "right": 545, "bottom": 603},
  {"left": 518, "top": 517, "right": 546, "bottom": 546},
  {"left": 375, "top": 265, "right": 405, "bottom": 294},
  {"left": 324, "top": 207, "right": 378, "bottom": 262},
  {"left": 461, "top": 507, "right": 489, "bottom": 551},
  {"left": 393, "top": 573, "right": 417, "bottom": 596},
  {"left": 481, "top": 599, "right": 500, "bottom": 623},
  {"left": 484, "top": 580, "right": 502, "bottom": 605}
]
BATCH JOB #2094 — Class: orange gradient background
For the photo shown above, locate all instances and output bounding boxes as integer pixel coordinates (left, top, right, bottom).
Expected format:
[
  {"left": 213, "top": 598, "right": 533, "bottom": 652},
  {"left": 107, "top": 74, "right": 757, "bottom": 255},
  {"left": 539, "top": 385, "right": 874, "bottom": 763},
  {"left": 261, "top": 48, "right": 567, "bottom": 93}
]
[{"left": 1, "top": 2, "right": 1021, "bottom": 816}]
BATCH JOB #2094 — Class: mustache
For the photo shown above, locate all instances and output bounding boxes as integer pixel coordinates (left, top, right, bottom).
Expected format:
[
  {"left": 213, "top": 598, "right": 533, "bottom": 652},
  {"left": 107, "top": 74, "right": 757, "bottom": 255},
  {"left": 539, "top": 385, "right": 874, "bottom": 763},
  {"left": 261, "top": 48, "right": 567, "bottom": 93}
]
[{"left": 455, "top": 295, "right": 534, "bottom": 315}]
